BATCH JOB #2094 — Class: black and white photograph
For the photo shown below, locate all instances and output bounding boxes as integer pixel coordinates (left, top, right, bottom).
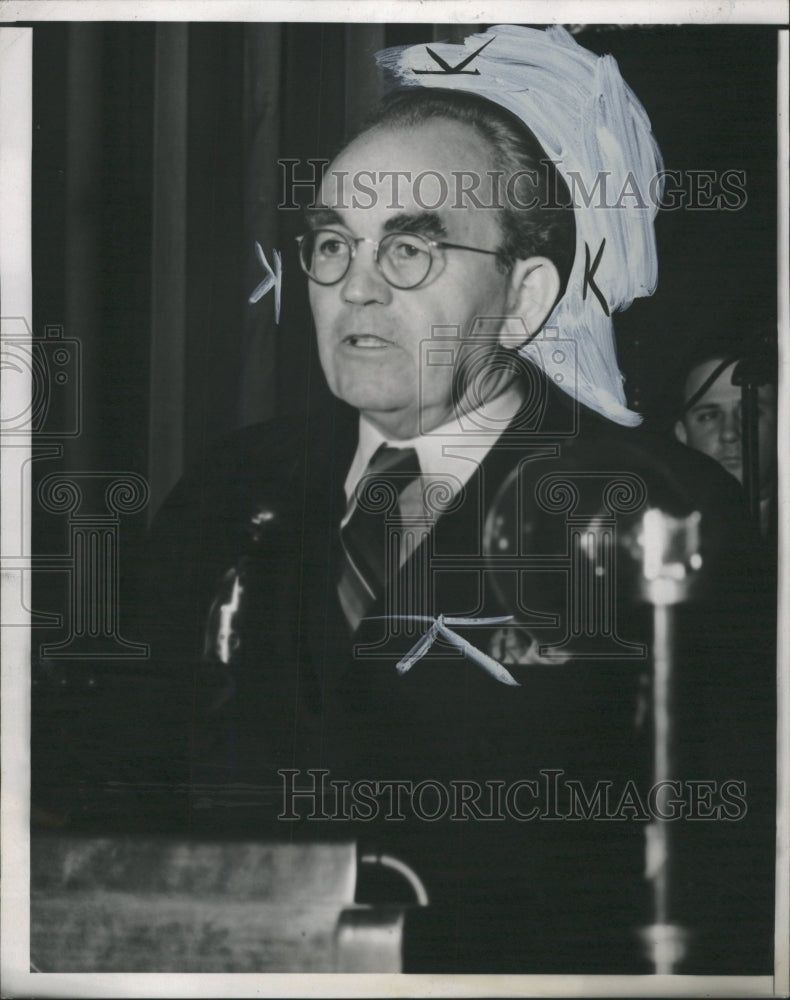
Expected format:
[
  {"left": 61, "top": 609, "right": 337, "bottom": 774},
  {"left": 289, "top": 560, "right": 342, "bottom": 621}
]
[{"left": 1, "top": 2, "right": 788, "bottom": 994}]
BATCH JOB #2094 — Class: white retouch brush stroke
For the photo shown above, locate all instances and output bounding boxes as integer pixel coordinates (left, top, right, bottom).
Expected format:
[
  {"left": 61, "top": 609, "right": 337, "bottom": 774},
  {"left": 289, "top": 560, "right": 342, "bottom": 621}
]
[{"left": 376, "top": 24, "right": 664, "bottom": 426}]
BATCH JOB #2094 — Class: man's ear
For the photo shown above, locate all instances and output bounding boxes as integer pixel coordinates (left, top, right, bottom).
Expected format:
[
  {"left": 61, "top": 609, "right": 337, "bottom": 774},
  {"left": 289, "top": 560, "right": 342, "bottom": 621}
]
[
  {"left": 674, "top": 419, "right": 688, "bottom": 444},
  {"left": 499, "top": 257, "right": 561, "bottom": 349}
]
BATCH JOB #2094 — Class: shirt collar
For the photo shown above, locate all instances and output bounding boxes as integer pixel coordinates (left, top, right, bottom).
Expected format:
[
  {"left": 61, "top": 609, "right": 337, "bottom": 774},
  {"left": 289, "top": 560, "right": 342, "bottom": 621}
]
[{"left": 344, "top": 383, "right": 525, "bottom": 507}]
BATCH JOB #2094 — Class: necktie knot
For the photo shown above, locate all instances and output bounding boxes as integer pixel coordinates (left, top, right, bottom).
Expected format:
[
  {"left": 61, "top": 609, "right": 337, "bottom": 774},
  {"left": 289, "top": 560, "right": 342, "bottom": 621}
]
[{"left": 352, "top": 445, "right": 422, "bottom": 515}]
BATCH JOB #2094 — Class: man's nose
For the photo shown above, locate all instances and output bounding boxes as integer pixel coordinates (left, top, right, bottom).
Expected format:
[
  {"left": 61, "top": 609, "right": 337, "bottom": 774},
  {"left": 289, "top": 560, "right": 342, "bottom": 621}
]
[
  {"left": 720, "top": 410, "right": 741, "bottom": 442},
  {"left": 341, "top": 247, "right": 393, "bottom": 306}
]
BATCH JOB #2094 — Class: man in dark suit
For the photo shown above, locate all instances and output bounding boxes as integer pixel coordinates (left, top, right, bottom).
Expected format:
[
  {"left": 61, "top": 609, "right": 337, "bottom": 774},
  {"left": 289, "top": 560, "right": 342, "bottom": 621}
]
[{"left": 135, "top": 55, "right": 774, "bottom": 972}]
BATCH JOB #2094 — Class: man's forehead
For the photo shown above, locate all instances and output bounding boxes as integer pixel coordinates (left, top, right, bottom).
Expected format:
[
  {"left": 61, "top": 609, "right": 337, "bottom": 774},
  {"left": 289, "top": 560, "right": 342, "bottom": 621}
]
[
  {"left": 313, "top": 139, "right": 504, "bottom": 242},
  {"left": 685, "top": 359, "right": 776, "bottom": 408},
  {"left": 685, "top": 359, "right": 737, "bottom": 402},
  {"left": 315, "top": 119, "right": 498, "bottom": 214},
  {"left": 330, "top": 118, "right": 489, "bottom": 171}
]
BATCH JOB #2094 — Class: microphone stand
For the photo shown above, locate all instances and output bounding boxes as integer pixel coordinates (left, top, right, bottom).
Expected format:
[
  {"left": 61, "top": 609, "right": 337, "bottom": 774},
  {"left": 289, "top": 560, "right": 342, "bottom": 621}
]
[{"left": 635, "top": 508, "right": 701, "bottom": 974}]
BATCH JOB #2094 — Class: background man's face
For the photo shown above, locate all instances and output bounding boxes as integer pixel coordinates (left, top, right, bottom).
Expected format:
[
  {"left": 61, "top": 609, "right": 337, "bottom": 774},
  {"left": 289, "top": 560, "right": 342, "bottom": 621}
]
[
  {"left": 309, "top": 120, "right": 512, "bottom": 439},
  {"left": 677, "top": 358, "right": 777, "bottom": 495}
]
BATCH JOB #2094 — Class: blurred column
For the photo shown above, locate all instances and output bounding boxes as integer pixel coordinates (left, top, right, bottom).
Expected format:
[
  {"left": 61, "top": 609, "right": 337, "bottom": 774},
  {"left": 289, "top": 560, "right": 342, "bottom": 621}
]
[
  {"left": 64, "top": 23, "right": 102, "bottom": 475},
  {"left": 148, "top": 24, "right": 188, "bottom": 517},
  {"left": 239, "top": 24, "right": 282, "bottom": 430},
  {"left": 432, "top": 24, "right": 481, "bottom": 43},
  {"left": 344, "top": 25, "right": 386, "bottom": 136}
]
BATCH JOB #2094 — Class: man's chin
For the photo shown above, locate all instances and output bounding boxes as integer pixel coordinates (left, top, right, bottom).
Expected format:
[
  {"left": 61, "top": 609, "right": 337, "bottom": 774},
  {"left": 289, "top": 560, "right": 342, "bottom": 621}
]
[
  {"left": 335, "top": 389, "right": 409, "bottom": 413},
  {"left": 332, "top": 392, "right": 415, "bottom": 435},
  {"left": 718, "top": 458, "right": 743, "bottom": 483}
]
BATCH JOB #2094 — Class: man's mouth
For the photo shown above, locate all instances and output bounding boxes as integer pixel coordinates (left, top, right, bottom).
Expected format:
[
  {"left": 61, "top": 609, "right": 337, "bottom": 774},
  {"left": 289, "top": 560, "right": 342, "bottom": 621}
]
[
  {"left": 720, "top": 455, "right": 743, "bottom": 473},
  {"left": 342, "top": 334, "right": 393, "bottom": 349}
]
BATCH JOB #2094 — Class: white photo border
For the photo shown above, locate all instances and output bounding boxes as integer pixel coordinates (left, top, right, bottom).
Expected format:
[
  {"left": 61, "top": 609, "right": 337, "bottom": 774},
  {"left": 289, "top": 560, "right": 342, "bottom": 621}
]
[{"left": 2, "top": 3, "right": 788, "bottom": 997}]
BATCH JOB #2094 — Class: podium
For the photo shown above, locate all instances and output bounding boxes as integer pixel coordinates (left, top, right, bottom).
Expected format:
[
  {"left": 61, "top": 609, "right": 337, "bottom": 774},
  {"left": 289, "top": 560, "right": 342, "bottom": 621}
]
[{"left": 31, "top": 836, "right": 414, "bottom": 972}]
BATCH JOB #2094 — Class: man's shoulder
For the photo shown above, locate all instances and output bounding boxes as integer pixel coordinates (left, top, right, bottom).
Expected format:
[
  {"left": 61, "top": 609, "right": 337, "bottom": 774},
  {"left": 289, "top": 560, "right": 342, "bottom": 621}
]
[
  {"left": 621, "top": 422, "right": 751, "bottom": 519},
  {"left": 141, "top": 402, "right": 359, "bottom": 636},
  {"left": 205, "top": 404, "right": 357, "bottom": 474},
  {"left": 566, "top": 403, "right": 748, "bottom": 513},
  {"left": 162, "top": 402, "right": 358, "bottom": 512},
  {"left": 507, "top": 368, "right": 742, "bottom": 510},
  {"left": 501, "top": 392, "right": 758, "bottom": 582}
]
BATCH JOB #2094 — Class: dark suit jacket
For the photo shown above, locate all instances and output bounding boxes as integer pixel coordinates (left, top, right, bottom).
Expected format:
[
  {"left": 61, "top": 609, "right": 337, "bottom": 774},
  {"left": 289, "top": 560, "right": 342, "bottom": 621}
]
[{"left": 126, "top": 371, "right": 774, "bottom": 973}]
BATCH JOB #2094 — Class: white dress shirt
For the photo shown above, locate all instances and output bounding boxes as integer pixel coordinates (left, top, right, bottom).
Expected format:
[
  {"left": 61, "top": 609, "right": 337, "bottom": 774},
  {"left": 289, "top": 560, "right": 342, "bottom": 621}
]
[{"left": 342, "top": 384, "right": 526, "bottom": 531}]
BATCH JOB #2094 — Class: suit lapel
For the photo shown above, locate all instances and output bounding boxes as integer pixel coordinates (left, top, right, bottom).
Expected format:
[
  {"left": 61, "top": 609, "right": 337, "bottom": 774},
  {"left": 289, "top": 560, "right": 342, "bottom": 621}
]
[
  {"left": 395, "top": 376, "right": 573, "bottom": 622},
  {"left": 310, "top": 373, "right": 577, "bottom": 677},
  {"left": 299, "top": 403, "right": 358, "bottom": 691}
]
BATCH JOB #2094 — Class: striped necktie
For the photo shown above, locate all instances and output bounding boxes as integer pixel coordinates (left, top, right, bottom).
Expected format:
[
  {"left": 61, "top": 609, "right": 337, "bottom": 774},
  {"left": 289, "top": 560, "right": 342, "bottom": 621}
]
[{"left": 338, "top": 444, "right": 422, "bottom": 633}]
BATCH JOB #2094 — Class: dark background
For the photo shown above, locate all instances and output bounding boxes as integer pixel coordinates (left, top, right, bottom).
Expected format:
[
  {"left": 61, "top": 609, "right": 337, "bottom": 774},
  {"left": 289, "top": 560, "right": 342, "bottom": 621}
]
[
  {"left": 19, "top": 25, "right": 778, "bottom": 971},
  {"left": 24, "top": 20, "right": 778, "bottom": 608}
]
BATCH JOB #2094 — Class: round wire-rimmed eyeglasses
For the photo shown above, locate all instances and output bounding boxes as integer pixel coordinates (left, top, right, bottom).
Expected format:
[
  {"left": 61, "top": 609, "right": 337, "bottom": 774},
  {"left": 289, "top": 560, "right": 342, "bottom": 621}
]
[{"left": 296, "top": 228, "right": 500, "bottom": 290}]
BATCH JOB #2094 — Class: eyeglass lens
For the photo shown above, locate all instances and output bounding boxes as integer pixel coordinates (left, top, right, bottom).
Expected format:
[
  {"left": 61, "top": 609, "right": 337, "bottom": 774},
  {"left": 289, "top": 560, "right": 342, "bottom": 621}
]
[{"left": 300, "top": 229, "right": 434, "bottom": 288}]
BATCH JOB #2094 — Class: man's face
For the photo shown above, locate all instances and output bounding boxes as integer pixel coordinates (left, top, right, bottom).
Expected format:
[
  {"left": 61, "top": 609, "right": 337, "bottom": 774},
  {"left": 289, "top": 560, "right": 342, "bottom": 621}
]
[
  {"left": 308, "top": 120, "right": 513, "bottom": 439},
  {"left": 676, "top": 358, "right": 777, "bottom": 495}
]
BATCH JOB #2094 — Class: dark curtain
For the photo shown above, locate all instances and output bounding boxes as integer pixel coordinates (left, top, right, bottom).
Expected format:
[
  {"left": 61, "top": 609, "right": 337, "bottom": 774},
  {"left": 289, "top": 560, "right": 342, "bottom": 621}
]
[{"left": 30, "top": 22, "right": 777, "bottom": 522}]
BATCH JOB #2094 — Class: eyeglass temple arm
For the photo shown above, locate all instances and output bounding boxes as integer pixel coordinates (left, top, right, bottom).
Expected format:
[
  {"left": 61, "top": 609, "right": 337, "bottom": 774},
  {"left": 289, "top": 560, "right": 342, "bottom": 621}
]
[{"left": 437, "top": 241, "right": 500, "bottom": 257}]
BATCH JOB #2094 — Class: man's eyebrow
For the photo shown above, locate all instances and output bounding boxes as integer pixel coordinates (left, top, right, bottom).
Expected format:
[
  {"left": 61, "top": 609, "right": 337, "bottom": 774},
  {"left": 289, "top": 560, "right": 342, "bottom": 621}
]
[
  {"left": 383, "top": 212, "right": 448, "bottom": 239},
  {"left": 688, "top": 402, "right": 721, "bottom": 415},
  {"left": 304, "top": 206, "right": 344, "bottom": 228}
]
